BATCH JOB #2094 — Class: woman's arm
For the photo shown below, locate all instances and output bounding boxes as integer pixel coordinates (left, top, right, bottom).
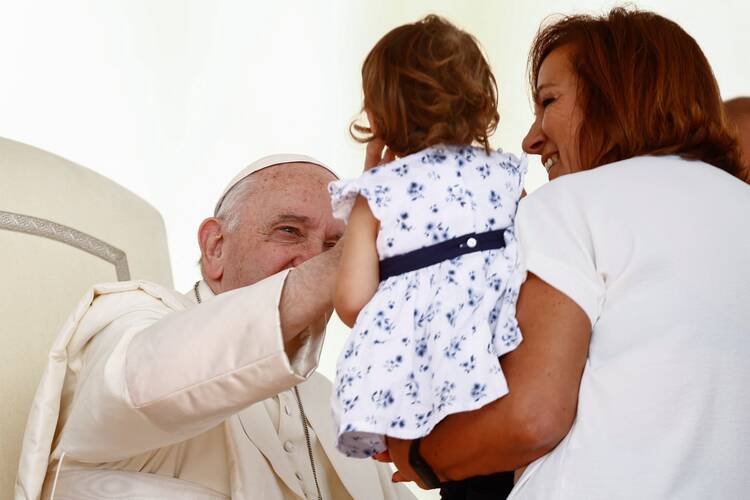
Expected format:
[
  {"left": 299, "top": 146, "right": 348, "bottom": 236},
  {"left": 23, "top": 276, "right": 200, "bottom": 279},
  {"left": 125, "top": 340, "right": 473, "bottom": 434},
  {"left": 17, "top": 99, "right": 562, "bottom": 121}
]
[
  {"left": 334, "top": 195, "right": 380, "bottom": 327},
  {"left": 387, "top": 272, "right": 591, "bottom": 484}
]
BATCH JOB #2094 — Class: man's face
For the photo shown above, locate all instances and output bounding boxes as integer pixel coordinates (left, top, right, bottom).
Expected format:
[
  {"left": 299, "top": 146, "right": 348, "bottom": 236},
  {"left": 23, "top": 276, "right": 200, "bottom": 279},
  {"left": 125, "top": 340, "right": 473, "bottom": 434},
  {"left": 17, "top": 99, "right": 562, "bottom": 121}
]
[{"left": 218, "top": 163, "right": 344, "bottom": 292}]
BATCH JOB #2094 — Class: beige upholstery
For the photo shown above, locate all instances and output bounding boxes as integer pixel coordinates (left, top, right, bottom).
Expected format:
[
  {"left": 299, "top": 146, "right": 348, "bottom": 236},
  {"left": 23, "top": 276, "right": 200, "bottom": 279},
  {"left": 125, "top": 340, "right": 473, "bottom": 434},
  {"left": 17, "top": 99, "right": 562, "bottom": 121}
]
[{"left": 0, "top": 137, "right": 173, "bottom": 496}]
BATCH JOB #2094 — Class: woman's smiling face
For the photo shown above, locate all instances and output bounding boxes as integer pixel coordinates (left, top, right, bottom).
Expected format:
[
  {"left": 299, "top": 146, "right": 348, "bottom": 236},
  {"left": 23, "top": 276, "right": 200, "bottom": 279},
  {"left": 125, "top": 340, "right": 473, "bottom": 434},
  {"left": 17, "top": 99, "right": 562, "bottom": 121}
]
[{"left": 522, "top": 45, "right": 585, "bottom": 180}]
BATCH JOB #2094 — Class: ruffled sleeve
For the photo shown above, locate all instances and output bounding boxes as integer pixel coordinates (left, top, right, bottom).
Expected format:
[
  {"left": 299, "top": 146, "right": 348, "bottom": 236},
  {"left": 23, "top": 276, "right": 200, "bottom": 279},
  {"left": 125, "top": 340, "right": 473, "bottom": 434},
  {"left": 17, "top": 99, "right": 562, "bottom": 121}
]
[
  {"left": 328, "top": 177, "right": 363, "bottom": 222},
  {"left": 497, "top": 149, "right": 528, "bottom": 200},
  {"left": 328, "top": 166, "right": 394, "bottom": 223}
]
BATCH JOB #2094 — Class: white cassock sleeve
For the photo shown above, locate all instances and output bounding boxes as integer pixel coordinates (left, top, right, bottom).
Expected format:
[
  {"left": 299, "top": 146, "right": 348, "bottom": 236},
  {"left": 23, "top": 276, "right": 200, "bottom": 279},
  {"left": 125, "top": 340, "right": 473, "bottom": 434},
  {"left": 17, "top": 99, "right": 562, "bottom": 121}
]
[{"left": 57, "top": 269, "right": 326, "bottom": 462}]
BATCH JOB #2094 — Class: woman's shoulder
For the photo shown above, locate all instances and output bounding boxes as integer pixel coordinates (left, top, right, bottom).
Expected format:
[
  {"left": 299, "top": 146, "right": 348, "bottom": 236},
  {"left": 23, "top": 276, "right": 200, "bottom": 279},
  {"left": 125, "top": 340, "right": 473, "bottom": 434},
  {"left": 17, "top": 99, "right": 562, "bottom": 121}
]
[
  {"left": 519, "top": 154, "right": 730, "bottom": 213},
  {"left": 535, "top": 155, "right": 725, "bottom": 192}
]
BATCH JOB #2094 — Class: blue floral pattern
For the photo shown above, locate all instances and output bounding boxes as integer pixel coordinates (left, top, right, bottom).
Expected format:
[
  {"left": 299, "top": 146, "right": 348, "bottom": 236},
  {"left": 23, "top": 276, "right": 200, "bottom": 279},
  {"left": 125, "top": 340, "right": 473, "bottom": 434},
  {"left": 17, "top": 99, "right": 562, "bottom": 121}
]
[{"left": 329, "top": 145, "right": 527, "bottom": 458}]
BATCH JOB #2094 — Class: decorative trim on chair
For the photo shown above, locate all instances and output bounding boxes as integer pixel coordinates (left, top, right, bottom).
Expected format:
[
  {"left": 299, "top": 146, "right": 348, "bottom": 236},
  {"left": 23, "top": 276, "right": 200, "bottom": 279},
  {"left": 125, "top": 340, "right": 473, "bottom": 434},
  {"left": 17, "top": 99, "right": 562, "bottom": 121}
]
[{"left": 0, "top": 210, "right": 131, "bottom": 281}]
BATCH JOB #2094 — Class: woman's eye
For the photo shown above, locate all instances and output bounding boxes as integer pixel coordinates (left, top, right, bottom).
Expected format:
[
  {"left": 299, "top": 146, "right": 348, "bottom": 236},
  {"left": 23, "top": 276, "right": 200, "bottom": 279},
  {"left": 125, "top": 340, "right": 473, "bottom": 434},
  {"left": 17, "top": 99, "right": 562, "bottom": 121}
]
[{"left": 541, "top": 97, "right": 555, "bottom": 108}]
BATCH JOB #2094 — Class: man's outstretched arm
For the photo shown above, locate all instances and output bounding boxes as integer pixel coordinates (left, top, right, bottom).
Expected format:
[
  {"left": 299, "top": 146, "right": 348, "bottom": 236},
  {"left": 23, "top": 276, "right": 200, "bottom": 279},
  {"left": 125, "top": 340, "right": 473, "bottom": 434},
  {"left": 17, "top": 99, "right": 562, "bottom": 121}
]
[{"left": 59, "top": 244, "right": 342, "bottom": 462}]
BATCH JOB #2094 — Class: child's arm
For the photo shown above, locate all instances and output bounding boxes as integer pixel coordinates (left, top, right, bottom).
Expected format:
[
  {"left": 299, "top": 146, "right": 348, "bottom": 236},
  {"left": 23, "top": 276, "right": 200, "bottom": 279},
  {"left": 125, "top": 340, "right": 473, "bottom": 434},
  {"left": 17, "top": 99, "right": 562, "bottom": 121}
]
[{"left": 334, "top": 195, "right": 380, "bottom": 327}]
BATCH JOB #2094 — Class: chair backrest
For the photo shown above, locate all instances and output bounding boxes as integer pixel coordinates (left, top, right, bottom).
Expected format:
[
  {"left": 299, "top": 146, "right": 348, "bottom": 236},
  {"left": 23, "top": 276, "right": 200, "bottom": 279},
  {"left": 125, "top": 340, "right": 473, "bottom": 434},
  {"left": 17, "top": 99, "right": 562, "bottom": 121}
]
[{"left": 0, "top": 136, "right": 173, "bottom": 496}]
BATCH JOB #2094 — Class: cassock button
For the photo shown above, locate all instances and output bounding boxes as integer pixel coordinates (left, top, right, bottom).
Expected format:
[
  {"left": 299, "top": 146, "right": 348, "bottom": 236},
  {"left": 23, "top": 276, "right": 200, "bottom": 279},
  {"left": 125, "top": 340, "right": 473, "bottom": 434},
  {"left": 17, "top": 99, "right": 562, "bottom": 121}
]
[
  {"left": 466, "top": 237, "right": 477, "bottom": 248},
  {"left": 284, "top": 441, "right": 294, "bottom": 452}
]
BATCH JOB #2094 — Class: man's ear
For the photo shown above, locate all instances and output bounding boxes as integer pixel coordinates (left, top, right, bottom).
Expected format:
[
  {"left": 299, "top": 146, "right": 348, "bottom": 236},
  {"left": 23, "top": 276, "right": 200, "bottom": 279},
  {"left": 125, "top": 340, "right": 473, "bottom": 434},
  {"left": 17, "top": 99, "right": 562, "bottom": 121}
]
[{"left": 198, "top": 217, "right": 225, "bottom": 282}]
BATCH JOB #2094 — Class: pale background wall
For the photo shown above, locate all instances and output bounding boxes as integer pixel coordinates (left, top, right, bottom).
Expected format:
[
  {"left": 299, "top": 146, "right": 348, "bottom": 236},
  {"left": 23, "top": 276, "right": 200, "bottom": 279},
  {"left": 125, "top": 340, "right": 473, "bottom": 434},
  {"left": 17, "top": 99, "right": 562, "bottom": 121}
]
[{"left": 0, "top": 1, "right": 747, "bottom": 498}]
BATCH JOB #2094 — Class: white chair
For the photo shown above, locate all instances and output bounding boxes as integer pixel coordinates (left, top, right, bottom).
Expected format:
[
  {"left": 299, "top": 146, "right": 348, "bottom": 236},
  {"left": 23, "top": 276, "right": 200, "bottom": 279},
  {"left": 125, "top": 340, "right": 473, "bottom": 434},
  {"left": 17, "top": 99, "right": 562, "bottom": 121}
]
[{"left": 0, "top": 136, "right": 173, "bottom": 497}]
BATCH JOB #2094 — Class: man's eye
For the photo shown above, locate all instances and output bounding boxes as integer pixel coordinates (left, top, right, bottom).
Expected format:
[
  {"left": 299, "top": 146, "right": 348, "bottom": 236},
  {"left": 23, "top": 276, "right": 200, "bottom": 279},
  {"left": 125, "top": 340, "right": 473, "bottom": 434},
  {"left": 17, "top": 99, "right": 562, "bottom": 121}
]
[{"left": 277, "top": 226, "right": 301, "bottom": 236}]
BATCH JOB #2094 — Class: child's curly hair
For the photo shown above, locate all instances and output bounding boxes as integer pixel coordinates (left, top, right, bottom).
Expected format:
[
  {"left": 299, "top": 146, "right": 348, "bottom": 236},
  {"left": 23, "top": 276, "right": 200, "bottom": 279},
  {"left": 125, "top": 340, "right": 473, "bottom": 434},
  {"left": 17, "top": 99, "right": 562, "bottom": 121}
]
[{"left": 351, "top": 15, "right": 499, "bottom": 156}]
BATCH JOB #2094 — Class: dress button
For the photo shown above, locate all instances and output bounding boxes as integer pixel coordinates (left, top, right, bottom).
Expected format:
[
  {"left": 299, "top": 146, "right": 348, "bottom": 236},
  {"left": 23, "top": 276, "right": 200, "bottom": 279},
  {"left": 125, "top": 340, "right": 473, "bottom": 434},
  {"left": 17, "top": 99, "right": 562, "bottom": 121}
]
[
  {"left": 284, "top": 441, "right": 294, "bottom": 452},
  {"left": 466, "top": 237, "right": 477, "bottom": 248}
]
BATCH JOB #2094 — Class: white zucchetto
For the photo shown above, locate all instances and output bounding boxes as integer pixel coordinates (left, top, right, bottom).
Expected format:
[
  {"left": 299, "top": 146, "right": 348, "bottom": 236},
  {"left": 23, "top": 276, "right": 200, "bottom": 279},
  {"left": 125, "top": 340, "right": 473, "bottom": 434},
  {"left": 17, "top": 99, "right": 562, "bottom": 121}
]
[{"left": 214, "top": 153, "right": 339, "bottom": 215}]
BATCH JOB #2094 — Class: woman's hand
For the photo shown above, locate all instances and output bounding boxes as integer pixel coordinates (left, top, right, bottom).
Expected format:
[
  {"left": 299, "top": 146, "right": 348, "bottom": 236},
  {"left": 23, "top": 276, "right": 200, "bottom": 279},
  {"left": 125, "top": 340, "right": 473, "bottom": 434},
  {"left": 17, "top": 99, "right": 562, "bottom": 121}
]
[
  {"left": 375, "top": 437, "right": 434, "bottom": 489},
  {"left": 364, "top": 139, "right": 396, "bottom": 171}
]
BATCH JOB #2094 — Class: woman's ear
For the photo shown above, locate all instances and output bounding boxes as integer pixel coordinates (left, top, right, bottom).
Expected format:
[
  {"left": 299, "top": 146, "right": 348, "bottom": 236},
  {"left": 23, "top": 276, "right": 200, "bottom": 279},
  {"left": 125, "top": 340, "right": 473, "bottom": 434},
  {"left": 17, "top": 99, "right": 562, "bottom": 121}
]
[{"left": 198, "top": 217, "right": 224, "bottom": 282}]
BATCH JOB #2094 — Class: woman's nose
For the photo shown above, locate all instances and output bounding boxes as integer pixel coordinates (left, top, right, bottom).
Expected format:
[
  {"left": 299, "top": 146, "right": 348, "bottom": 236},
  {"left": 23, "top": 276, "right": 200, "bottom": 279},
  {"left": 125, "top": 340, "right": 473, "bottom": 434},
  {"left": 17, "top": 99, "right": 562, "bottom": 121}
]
[{"left": 522, "top": 119, "right": 545, "bottom": 155}]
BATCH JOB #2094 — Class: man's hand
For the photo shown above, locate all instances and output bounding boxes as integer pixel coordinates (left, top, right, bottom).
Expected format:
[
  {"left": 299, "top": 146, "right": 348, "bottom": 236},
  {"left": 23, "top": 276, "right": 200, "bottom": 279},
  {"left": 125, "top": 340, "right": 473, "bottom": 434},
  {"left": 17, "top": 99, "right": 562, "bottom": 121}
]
[
  {"left": 364, "top": 139, "right": 396, "bottom": 170},
  {"left": 279, "top": 240, "right": 342, "bottom": 342}
]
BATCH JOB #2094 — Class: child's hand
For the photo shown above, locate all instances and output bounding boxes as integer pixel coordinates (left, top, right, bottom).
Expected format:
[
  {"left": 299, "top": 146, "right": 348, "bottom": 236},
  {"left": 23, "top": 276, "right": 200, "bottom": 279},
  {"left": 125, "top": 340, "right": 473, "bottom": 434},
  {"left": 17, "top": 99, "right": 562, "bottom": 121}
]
[{"left": 364, "top": 139, "right": 396, "bottom": 171}]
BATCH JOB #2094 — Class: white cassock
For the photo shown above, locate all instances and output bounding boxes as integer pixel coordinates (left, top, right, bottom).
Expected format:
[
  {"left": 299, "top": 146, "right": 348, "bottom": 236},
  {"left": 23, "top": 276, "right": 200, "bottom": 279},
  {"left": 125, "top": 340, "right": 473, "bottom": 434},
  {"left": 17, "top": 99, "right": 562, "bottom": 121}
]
[{"left": 15, "top": 271, "right": 413, "bottom": 500}]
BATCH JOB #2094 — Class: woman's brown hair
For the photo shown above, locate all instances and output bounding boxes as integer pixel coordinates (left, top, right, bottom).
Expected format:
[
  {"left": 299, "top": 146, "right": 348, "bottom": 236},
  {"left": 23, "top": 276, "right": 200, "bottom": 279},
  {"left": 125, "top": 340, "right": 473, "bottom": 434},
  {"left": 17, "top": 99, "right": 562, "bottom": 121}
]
[
  {"left": 529, "top": 7, "right": 743, "bottom": 176},
  {"left": 352, "top": 15, "right": 499, "bottom": 156}
]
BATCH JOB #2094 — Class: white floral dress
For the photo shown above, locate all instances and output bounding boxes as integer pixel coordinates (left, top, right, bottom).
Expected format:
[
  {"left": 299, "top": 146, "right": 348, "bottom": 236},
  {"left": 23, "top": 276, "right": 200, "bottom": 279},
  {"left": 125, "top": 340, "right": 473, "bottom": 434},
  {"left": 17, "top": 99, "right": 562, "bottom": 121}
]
[{"left": 329, "top": 144, "right": 527, "bottom": 458}]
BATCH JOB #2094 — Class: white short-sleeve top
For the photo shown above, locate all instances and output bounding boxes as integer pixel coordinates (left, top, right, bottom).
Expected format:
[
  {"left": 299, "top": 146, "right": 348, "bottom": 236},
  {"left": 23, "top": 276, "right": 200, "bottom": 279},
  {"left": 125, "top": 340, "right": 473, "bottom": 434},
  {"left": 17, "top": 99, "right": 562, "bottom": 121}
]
[{"left": 511, "top": 155, "right": 750, "bottom": 500}]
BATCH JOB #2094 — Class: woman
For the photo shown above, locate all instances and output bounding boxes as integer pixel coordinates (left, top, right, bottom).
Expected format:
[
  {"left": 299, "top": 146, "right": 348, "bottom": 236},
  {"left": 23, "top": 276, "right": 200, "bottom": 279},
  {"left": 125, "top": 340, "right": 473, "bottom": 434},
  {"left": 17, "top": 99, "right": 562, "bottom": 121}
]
[{"left": 381, "top": 8, "right": 750, "bottom": 499}]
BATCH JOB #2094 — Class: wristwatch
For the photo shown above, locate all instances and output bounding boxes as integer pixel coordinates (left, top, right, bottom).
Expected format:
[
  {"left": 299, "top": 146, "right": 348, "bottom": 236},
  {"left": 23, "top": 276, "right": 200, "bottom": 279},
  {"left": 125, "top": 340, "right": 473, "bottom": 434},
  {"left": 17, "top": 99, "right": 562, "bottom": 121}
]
[{"left": 408, "top": 437, "right": 442, "bottom": 489}]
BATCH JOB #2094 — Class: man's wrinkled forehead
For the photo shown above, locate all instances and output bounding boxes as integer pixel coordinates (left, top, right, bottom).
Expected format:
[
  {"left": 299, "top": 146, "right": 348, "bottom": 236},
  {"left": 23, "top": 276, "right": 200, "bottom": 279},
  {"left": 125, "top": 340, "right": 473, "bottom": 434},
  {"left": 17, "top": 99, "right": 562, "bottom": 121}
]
[
  {"left": 236, "top": 165, "right": 343, "bottom": 236},
  {"left": 214, "top": 154, "right": 338, "bottom": 215},
  {"left": 248, "top": 163, "right": 338, "bottom": 202}
]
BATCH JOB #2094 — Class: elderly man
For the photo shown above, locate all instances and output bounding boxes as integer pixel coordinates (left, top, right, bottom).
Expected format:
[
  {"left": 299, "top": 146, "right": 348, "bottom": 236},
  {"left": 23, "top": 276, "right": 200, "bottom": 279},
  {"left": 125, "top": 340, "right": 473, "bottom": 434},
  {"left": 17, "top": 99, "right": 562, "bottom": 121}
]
[
  {"left": 725, "top": 96, "right": 750, "bottom": 182},
  {"left": 16, "top": 155, "right": 413, "bottom": 500}
]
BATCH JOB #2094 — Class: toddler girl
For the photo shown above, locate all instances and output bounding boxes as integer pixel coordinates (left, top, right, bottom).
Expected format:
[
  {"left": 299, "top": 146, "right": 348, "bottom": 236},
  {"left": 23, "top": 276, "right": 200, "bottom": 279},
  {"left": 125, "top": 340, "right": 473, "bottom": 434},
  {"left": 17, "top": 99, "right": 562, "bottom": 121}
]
[{"left": 330, "top": 15, "right": 526, "bottom": 463}]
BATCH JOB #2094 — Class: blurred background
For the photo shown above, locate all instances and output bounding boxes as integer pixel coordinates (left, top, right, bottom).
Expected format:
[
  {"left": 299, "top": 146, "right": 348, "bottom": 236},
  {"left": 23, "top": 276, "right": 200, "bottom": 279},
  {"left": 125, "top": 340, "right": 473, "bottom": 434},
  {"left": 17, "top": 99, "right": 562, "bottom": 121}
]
[{"left": 0, "top": 1, "right": 747, "bottom": 497}]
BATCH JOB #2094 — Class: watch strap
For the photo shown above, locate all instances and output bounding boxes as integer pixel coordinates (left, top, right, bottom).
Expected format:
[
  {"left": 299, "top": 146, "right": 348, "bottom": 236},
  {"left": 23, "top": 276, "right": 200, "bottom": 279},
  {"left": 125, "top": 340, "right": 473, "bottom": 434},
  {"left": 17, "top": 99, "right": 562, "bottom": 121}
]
[{"left": 408, "top": 437, "right": 441, "bottom": 489}]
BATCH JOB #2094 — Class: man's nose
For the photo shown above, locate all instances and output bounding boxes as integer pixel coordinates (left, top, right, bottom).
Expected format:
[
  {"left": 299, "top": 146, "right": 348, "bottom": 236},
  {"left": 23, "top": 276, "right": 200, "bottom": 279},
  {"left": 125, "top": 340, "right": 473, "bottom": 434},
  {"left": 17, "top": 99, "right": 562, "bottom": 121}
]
[{"left": 522, "top": 119, "right": 545, "bottom": 155}]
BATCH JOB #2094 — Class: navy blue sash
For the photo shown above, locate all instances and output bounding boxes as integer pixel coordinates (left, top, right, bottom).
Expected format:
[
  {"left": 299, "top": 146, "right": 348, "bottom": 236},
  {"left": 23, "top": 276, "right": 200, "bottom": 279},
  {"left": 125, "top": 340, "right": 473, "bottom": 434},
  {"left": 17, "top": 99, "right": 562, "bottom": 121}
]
[{"left": 379, "top": 228, "right": 507, "bottom": 282}]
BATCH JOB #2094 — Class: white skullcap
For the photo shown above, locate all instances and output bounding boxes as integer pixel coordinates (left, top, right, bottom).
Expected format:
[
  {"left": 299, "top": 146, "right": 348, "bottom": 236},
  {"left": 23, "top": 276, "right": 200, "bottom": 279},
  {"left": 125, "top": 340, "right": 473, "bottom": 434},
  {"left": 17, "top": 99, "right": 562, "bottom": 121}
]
[{"left": 214, "top": 153, "right": 339, "bottom": 215}]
